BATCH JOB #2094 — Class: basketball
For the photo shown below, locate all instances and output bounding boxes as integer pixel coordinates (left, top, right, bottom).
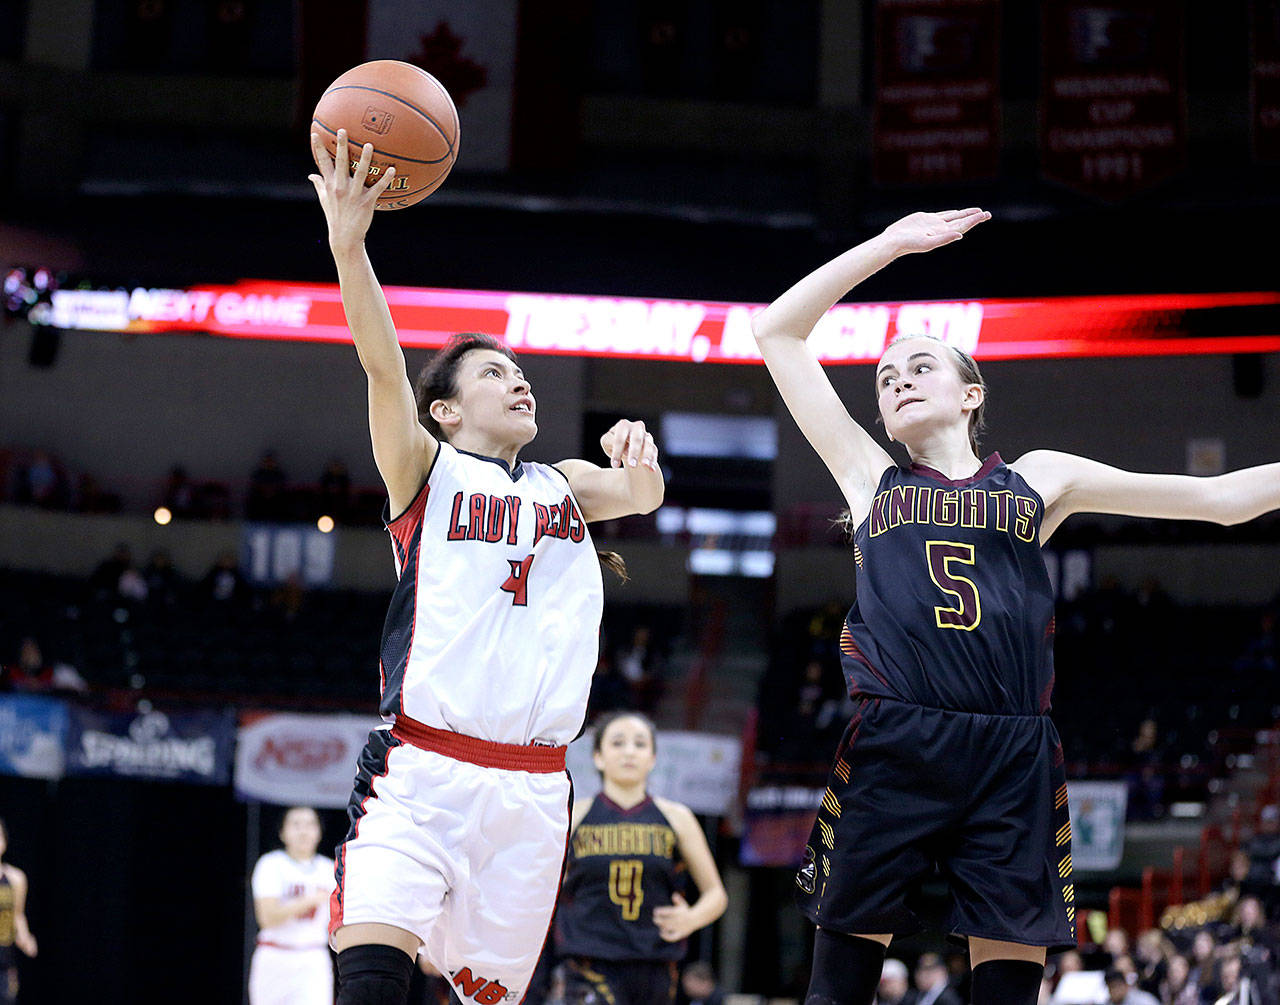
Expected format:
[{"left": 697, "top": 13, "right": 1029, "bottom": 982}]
[{"left": 311, "top": 60, "right": 460, "bottom": 211}]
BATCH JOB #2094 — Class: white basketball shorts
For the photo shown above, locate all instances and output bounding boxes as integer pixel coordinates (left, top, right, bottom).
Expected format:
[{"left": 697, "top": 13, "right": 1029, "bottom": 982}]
[{"left": 330, "top": 719, "right": 571, "bottom": 1005}]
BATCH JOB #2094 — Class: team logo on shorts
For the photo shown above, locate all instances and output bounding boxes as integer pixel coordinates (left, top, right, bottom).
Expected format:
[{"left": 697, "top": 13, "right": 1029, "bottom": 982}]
[
  {"left": 797, "top": 845, "right": 817, "bottom": 895},
  {"left": 451, "top": 967, "right": 511, "bottom": 1005}
]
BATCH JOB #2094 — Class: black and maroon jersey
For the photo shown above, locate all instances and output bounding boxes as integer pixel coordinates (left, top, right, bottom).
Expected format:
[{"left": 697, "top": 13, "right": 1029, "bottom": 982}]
[
  {"left": 556, "top": 795, "right": 685, "bottom": 962},
  {"left": 841, "top": 454, "right": 1056, "bottom": 716}
]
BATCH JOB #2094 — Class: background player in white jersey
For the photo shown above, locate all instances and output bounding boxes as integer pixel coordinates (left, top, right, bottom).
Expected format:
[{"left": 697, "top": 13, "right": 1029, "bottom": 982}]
[
  {"left": 249, "top": 806, "right": 336, "bottom": 1005},
  {"left": 308, "top": 131, "right": 665, "bottom": 1005}
]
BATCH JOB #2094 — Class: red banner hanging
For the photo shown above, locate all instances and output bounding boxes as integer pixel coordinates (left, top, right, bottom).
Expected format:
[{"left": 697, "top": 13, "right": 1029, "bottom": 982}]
[
  {"left": 873, "top": 0, "right": 1002, "bottom": 184},
  {"left": 1253, "top": 0, "right": 1280, "bottom": 163},
  {"left": 1041, "top": 1, "right": 1186, "bottom": 200}
]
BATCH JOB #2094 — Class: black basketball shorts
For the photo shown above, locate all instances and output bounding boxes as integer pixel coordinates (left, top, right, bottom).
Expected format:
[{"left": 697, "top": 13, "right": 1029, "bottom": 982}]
[
  {"left": 796, "top": 697, "right": 1076, "bottom": 950},
  {"left": 562, "top": 958, "right": 677, "bottom": 1005}
]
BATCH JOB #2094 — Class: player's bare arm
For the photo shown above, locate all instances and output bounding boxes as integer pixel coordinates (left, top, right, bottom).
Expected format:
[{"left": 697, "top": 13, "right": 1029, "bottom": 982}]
[
  {"left": 569, "top": 796, "right": 595, "bottom": 834},
  {"left": 651, "top": 797, "right": 728, "bottom": 942},
  {"left": 555, "top": 419, "right": 665, "bottom": 523},
  {"left": 310, "top": 128, "right": 437, "bottom": 516},
  {"left": 254, "top": 889, "right": 330, "bottom": 929},
  {"left": 753, "top": 209, "right": 990, "bottom": 521},
  {"left": 1012, "top": 450, "right": 1280, "bottom": 543},
  {"left": 8, "top": 866, "right": 36, "bottom": 957}
]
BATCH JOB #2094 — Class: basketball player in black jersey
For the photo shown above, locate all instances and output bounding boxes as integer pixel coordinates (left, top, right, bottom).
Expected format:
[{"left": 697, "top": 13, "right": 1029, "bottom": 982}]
[
  {"left": 556, "top": 713, "right": 727, "bottom": 1005},
  {"left": 0, "top": 819, "right": 37, "bottom": 1005},
  {"left": 752, "top": 208, "right": 1280, "bottom": 1005}
]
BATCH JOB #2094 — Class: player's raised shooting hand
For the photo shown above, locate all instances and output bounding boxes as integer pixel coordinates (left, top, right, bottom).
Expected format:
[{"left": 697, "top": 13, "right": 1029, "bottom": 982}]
[
  {"left": 883, "top": 208, "right": 990, "bottom": 256},
  {"left": 309, "top": 129, "right": 398, "bottom": 253}
]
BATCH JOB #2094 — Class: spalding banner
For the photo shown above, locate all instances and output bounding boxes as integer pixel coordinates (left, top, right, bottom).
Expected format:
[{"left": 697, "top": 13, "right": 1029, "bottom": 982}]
[
  {"left": 66, "top": 705, "right": 235, "bottom": 785},
  {"left": 234, "top": 712, "right": 382, "bottom": 808}
]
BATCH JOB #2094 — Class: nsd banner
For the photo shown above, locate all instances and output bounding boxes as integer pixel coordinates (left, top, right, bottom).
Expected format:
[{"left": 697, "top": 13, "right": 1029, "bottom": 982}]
[
  {"left": 67, "top": 706, "right": 235, "bottom": 785},
  {"left": 874, "top": 0, "right": 1002, "bottom": 184},
  {"left": 0, "top": 695, "right": 69, "bottom": 780},
  {"left": 1067, "top": 780, "right": 1128, "bottom": 871},
  {"left": 1041, "top": 0, "right": 1186, "bottom": 199},
  {"left": 566, "top": 729, "right": 741, "bottom": 817},
  {"left": 235, "top": 712, "right": 381, "bottom": 808}
]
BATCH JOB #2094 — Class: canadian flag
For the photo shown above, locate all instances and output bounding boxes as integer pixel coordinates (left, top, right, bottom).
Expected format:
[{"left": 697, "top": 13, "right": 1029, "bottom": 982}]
[{"left": 365, "top": 0, "right": 517, "bottom": 172}]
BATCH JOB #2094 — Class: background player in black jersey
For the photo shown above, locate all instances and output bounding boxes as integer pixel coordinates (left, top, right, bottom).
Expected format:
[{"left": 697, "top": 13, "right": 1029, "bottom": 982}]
[
  {"left": 0, "top": 819, "right": 37, "bottom": 1005},
  {"left": 751, "top": 208, "right": 1280, "bottom": 1005},
  {"left": 557, "top": 712, "right": 727, "bottom": 1005}
]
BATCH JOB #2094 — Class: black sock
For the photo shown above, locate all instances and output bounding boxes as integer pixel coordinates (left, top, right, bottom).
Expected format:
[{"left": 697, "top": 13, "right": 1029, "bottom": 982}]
[
  {"left": 970, "top": 959, "right": 1044, "bottom": 1005},
  {"left": 804, "top": 929, "right": 887, "bottom": 1005},
  {"left": 336, "top": 943, "right": 416, "bottom": 1005}
]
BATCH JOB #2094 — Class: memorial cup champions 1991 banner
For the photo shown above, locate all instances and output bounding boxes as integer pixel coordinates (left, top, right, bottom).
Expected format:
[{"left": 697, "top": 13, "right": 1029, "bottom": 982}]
[{"left": 1041, "top": 1, "right": 1186, "bottom": 200}]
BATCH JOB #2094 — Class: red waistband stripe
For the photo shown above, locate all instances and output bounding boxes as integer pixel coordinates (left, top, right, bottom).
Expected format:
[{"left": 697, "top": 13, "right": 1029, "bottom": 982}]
[{"left": 391, "top": 716, "right": 567, "bottom": 773}]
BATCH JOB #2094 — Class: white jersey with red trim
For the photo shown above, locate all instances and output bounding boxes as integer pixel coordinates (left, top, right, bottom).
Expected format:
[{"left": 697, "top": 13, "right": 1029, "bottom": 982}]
[
  {"left": 250, "top": 849, "right": 334, "bottom": 949},
  {"left": 380, "top": 441, "right": 603, "bottom": 746}
]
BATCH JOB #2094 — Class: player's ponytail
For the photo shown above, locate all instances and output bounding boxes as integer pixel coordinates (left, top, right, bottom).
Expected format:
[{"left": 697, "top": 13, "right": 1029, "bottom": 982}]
[
  {"left": 417, "top": 335, "right": 630, "bottom": 583},
  {"left": 597, "top": 550, "right": 627, "bottom": 582}
]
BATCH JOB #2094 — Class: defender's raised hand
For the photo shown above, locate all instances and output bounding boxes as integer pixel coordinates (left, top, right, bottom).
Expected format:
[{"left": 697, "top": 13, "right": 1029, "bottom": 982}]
[
  {"left": 308, "top": 129, "right": 398, "bottom": 250},
  {"left": 883, "top": 208, "right": 991, "bottom": 255}
]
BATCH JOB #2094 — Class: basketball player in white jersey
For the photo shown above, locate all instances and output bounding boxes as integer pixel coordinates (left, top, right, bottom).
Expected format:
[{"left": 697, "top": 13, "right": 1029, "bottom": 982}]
[
  {"left": 309, "top": 132, "right": 665, "bottom": 1005},
  {"left": 249, "top": 806, "right": 335, "bottom": 1005}
]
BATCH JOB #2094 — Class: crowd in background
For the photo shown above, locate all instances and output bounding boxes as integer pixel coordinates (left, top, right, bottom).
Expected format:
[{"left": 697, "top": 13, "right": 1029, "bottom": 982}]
[{"left": 0, "top": 444, "right": 383, "bottom": 526}]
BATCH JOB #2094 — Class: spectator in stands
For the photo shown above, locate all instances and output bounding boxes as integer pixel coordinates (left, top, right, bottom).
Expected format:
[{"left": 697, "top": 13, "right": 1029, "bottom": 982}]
[
  {"left": 161, "top": 465, "right": 196, "bottom": 518},
  {"left": 877, "top": 959, "right": 912, "bottom": 1005},
  {"left": 1222, "top": 849, "right": 1260, "bottom": 903},
  {"left": 1104, "top": 929, "right": 1132, "bottom": 966},
  {"left": 1103, "top": 967, "right": 1158, "bottom": 1005},
  {"left": 75, "top": 472, "right": 119, "bottom": 513},
  {"left": 89, "top": 542, "right": 135, "bottom": 597},
  {"left": 143, "top": 548, "right": 182, "bottom": 612},
  {"left": 200, "top": 550, "right": 248, "bottom": 611},
  {"left": 20, "top": 448, "right": 67, "bottom": 509},
  {"left": 3, "top": 636, "right": 85, "bottom": 694},
  {"left": 246, "top": 450, "right": 288, "bottom": 520},
  {"left": 913, "top": 953, "right": 962, "bottom": 1005},
  {"left": 1212, "top": 954, "right": 1263, "bottom": 1005},
  {"left": 1133, "top": 930, "right": 1170, "bottom": 996},
  {"left": 681, "top": 962, "right": 723, "bottom": 1005},
  {"left": 615, "top": 624, "right": 662, "bottom": 714},
  {"left": 1229, "top": 896, "right": 1280, "bottom": 969},
  {"left": 1158, "top": 955, "right": 1198, "bottom": 1005},
  {"left": 3, "top": 637, "right": 50, "bottom": 692},
  {"left": 269, "top": 573, "right": 306, "bottom": 626},
  {"left": 1187, "top": 930, "right": 1219, "bottom": 1001},
  {"left": 1246, "top": 806, "right": 1280, "bottom": 907},
  {"left": 586, "top": 648, "right": 632, "bottom": 718},
  {"left": 318, "top": 458, "right": 351, "bottom": 521}
]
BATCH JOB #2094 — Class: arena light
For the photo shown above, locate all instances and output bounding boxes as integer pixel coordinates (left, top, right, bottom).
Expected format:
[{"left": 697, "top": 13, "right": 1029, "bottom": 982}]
[{"left": 34, "top": 276, "right": 1280, "bottom": 363}]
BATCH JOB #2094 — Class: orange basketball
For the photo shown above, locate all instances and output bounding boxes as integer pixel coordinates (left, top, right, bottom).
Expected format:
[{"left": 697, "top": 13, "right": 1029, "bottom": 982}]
[{"left": 312, "top": 60, "right": 460, "bottom": 211}]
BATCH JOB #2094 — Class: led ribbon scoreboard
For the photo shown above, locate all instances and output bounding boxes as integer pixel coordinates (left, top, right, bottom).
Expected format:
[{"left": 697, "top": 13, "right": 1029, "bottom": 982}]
[{"left": 27, "top": 277, "right": 1280, "bottom": 363}]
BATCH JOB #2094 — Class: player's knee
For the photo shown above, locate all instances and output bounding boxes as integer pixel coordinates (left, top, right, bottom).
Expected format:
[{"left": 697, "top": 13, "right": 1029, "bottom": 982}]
[
  {"left": 336, "top": 944, "right": 416, "bottom": 1005},
  {"left": 805, "top": 929, "right": 887, "bottom": 1005}
]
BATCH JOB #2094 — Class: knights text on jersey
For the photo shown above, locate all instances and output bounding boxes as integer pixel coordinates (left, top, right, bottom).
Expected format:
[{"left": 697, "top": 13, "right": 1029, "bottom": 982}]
[
  {"left": 842, "top": 454, "right": 1056, "bottom": 716},
  {"left": 379, "top": 442, "right": 604, "bottom": 745}
]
